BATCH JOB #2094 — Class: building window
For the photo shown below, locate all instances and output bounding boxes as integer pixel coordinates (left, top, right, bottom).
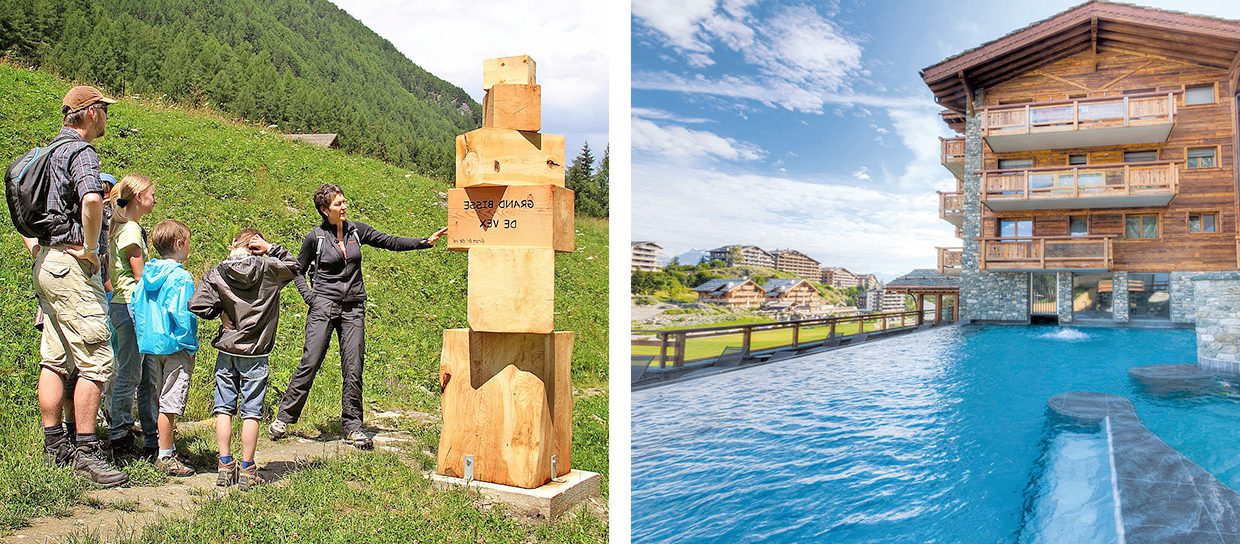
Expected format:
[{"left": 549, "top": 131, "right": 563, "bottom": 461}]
[
  {"left": 1125, "top": 214, "right": 1159, "bottom": 239},
  {"left": 1073, "top": 273, "right": 1114, "bottom": 320},
  {"left": 998, "top": 158, "right": 1033, "bottom": 170},
  {"left": 998, "top": 219, "right": 1033, "bottom": 238},
  {"left": 1187, "top": 147, "right": 1217, "bottom": 169},
  {"left": 1068, "top": 154, "right": 1088, "bottom": 166},
  {"left": 1123, "top": 88, "right": 1156, "bottom": 95},
  {"left": 1069, "top": 216, "right": 1089, "bottom": 236},
  {"left": 1129, "top": 273, "right": 1171, "bottom": 320},
  {"left": 1185, "top": 84, "right": 1215, "bottom": 105},
  {"left": 1124, "top": 150, "right": 1157, "bottom": 163},
  {"left": 1189, "top": 212, "right": 1218, "bottom": 233}
]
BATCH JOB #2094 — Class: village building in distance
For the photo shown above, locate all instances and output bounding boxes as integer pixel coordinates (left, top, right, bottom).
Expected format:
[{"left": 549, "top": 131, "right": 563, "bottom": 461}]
[
  {"left": 692, "top": 278, "right": 766, "bottom": 309},
  {"left": 707, "top": 245, "right": 775, "bottom": 268},
  {"left": 770, "top": 249, "right": 822, "bottom": 279},
  {"left": 631, "top": 241, "right": 663, "bottom": 271}
]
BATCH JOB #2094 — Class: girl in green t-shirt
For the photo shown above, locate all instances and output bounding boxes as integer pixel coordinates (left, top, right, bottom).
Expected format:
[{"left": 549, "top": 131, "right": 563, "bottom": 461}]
[{"left": 107, "top": 174, "right": 160, "bottom": 457}]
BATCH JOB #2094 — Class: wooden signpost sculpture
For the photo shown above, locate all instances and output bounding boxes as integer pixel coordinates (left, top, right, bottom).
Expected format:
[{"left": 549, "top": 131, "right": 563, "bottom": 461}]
[{"left": 434, "top": 56, "right": 598, "bottom": 517}]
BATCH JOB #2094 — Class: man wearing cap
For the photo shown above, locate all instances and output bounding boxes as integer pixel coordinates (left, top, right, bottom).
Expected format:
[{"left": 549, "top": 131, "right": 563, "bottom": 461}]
[{"left": 32, "top": 85, "right": 128, "bottom": 487}]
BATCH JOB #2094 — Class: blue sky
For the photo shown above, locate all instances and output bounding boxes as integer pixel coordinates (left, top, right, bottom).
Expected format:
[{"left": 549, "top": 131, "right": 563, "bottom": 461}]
[
  {"left": 631, "top": 0, "right": 1240, "bottom": 280},
  {"left": 333, "top": 0, "right": 608, "bottom": 163}
]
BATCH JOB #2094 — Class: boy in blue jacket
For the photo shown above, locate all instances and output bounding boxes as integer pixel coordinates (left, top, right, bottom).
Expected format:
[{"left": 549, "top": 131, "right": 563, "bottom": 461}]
[{"left": 131, "top": 219, "right": 197, "bottom": 476}]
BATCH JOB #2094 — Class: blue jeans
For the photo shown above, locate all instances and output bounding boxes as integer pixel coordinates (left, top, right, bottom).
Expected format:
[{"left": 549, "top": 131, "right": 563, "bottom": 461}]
[
  {"left": 107, "top": 303, "right": 158, "bottom": 446},
  {"left": 213, "top": 352, "right": 269, "bottom": 420}
]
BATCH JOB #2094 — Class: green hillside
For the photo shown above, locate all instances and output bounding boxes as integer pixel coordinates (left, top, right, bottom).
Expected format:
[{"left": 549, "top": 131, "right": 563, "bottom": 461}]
[
  {"left": 0, "top": 64, "right": 607, "bottom": 537},
  {"left": 0, "top": 0, "right": 480, "bottom": 179}
]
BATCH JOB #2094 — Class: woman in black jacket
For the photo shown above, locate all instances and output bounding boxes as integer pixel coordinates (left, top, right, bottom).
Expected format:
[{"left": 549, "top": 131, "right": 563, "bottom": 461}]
[{"left": 271, "top": 183, "right": 446, "bottom": 447}]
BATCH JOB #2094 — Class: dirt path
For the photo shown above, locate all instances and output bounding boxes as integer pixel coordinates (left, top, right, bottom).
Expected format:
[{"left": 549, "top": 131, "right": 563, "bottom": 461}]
[{"left": 6, "top": 422, "right": 415, "bottom": 544}]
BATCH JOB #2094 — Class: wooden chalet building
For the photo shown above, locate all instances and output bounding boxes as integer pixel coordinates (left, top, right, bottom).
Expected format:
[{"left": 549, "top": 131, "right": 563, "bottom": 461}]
[
  {"left": 692, "top": 278, "right": 766, "bottom": 308},
  {"left": 761, "top": 278, "right": 821, "bottom": 307},
  {"left": 924, "top": 1, "right": 1240, "bottom": 325}
]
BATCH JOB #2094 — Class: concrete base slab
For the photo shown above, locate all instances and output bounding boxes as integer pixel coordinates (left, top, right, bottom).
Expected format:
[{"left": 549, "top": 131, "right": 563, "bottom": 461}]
[{"left": 431, "top": 469, "right": 600, "bottom": 519}]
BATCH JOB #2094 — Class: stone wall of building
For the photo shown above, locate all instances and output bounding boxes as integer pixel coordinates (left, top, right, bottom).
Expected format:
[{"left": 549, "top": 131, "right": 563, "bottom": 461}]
[
  {"left": 1112, "top": 271, "right": 1130, "bottom": 323},
  {"left": 1057, "top": 272, "right": 1073, "bottom": 323},
  {"left": 1192, "top": 272, "right": 1240, "bottom": 373},
  {"left": 959, "top": 89, "right": 1030, "bottom": 322},
  {"left": 1171, "top": 271, "right": 1197, "bottom": 324}
]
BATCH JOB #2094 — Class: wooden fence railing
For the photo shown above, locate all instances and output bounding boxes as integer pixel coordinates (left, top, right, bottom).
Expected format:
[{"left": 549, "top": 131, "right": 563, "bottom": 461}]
[
  {"left": 941, "top": 137, "right": 965, "bottom": 164},
  {"left": 983, "top": 92, "right": 1175, "bottom": 136},
  {"left": 938, "top": 247, "right": 963, "bottom": 275},
  {"left": 979, "top": 235, "right": 1113, "bottom": 271},
  {"left": 981, "top": 161, "right": 1178, "bottom": 202},
  {"left": 939, "top": 191, "right": 964, "bottom": 220},
  {"left": 644, "top": 309, "right": 933, "bottom": 369}
]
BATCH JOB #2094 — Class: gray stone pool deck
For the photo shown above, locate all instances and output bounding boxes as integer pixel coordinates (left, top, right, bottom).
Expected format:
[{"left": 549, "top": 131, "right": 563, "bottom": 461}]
[{"left": 1048, "top": 391, "right": 1240, "bottom": 543}]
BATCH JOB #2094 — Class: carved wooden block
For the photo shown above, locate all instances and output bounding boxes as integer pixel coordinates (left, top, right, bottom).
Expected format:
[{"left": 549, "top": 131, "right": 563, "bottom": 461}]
[
  {"left": 456, "top": 128, "right": 565, "bottom": 187},
  {"left": 483, "top": 55, "right": 536, "bottom": 89},
  {"left": 447, "top": 185, "right": 574, "bottom": 252},
  {"left": 436, "top": 329, "right": 574, "bottom": 489},
  {"left": 468, "top": 247, "right": 554, "bottom": 333},
  {"left": 483, "top": 84, "right": 541, "bottom": 131}
]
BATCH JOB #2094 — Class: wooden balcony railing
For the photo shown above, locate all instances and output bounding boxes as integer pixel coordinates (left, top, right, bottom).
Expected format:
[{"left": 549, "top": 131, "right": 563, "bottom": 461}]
[
  {"left": 937, "top": 247, "right": 962, "bottom": 275},
  {"left": 941, "top": 137, "right": 965, "bottom": 164},
  {"left": 983, "top": 92, "right": 1175, "bottom": 136},
  {"left": 939, "top": 191, "right": 964, "bottom": 221},
  {"left": 981, "top": 161, "right": 1177, "bottom": 202},
  {"left": 980, "top": 236, "right": 1113, "bottom": 271}
]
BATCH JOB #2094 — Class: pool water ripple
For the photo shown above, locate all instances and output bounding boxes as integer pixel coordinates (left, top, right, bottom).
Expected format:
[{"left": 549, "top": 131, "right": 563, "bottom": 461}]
[{"left": 633, "top": 325, "right": 1240, "bottom": 543}]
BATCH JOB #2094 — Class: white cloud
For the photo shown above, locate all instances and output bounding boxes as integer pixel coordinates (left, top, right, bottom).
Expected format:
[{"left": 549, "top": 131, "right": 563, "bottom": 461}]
[
  {"left": 632, "top": 118, "right": 764, "bottom": 161},
  {"left": 330, "top": 0, "right": 607, "bottom": 155},
  {"left": 631, "top": 107, "right": 712, "bottom": 124},
  {"left": 632, "top": 71, "right": 931, "bottom": 114},
  {"left": 852, "top": 167, "right": 871, "bottom": 181},
  {"left": 632, "top": 161, "right": 957, "bottom": 277}
]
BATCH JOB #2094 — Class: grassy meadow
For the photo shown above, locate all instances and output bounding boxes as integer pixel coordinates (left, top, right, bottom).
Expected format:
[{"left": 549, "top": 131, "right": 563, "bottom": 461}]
[{"left": 0, "top": 63, "right": 607, "bottom": 541}]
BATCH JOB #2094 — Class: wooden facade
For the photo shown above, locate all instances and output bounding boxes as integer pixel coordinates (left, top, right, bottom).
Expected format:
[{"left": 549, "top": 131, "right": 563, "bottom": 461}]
[
  {"left": 924, "top": 2, "right": 1240, "bottom": 274},
  {"left": 762, "top": 279, "right": 820, "bottom": 306},
  {"left": 977, "top": 49, "right": 1236, "bottom": 272},
  {"left": 693, "top": 279, "right": 767, "bottom": 308}
]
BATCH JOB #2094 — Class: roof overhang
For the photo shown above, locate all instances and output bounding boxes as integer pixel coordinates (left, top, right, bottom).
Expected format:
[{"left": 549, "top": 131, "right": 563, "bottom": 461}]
[{"left": 921, "top": 1, "right": 1240, "bottom": 113}]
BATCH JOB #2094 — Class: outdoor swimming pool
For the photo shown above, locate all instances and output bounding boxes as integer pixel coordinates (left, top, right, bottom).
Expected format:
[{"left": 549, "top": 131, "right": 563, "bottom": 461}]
[{"left": 631, "top": 325, "right": 1240, "bottom": 543}]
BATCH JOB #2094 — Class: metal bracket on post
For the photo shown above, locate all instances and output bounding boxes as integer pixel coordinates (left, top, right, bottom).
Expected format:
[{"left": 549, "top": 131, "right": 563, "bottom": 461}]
[
  {"left": 464, "top": 454, "right": 475, "bottom": 482},
  {"left": 551, "top": 455, "right": 559, "bottom": 482}
]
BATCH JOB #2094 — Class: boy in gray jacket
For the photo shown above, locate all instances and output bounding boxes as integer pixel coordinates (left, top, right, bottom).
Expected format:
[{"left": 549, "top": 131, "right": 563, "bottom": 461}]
[{"left": 188, "top": 229, "right": 298, "bottom": 490}]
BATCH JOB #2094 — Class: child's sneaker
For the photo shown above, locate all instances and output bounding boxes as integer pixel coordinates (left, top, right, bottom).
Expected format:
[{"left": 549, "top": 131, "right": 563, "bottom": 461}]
[
  {"left": 155, "top": 454, "right": 195, "bottom": 477},
  {"left": 217, "top": 458, "right": 238, "bottom": 487},
  {"left": 239, "top": 463, "right": 264, "bottom": 491},
  {"left": 268, "top": 419, "right": 288, "bottom": 440}
]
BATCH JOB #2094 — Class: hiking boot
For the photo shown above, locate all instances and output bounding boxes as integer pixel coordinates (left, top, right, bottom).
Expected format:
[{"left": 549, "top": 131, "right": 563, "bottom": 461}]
[
  {"left": 238, "top": 463, "right": 264, "bottom": 491},
  {"left": 155, "top": 454, "right": 195, "bottom": 477},
  {"left": 217, "top": 458, "right": 238, "bottom": 487},
  {"left": 108, "top": 433, "right": 140, "bottom": 459},
  {"left": 344, "top": 431, "right": 373, "bottom": 450},
  {"left": 43, "top": 434, "right": 75, "bottom": 467},
  {"left": 268, "top": 419, "right": 288, "bottom": 440},
  {"left": 141, "top": 446, "right": 160, "bottom": 463},
  {"left": 72, "top": 441, "right": 129, "bottom": 488}
]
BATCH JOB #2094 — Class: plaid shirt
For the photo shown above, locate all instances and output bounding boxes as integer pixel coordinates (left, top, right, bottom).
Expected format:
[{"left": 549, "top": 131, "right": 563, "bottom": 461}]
[{"left": 42, "top": 127, "right": 104, "bottom": 247}]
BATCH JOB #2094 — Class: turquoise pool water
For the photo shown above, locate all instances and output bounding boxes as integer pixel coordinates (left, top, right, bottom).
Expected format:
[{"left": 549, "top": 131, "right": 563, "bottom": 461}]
[{"left": 631, "top": 325, "right": 1240, "bottom": 543}]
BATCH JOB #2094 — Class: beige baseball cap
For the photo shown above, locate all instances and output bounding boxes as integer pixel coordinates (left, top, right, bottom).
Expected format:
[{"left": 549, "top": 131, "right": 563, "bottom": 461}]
[{"left": 62, "top": 86, "right": 117, "bottom": 115}]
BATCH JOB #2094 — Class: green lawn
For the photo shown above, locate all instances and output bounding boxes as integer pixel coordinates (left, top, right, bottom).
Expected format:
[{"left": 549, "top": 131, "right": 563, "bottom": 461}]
[
  {"left": 0, "top": 64, "right": 607, "bottom": 538},
  {"left": 632, "top": 317, "right": 915, "bottom": 363}
]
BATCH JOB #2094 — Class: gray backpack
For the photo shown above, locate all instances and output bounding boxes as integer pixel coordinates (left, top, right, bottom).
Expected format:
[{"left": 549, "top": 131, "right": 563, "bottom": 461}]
[{"left": 5, "top": 136, "right": 92, "bottom": 239}]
